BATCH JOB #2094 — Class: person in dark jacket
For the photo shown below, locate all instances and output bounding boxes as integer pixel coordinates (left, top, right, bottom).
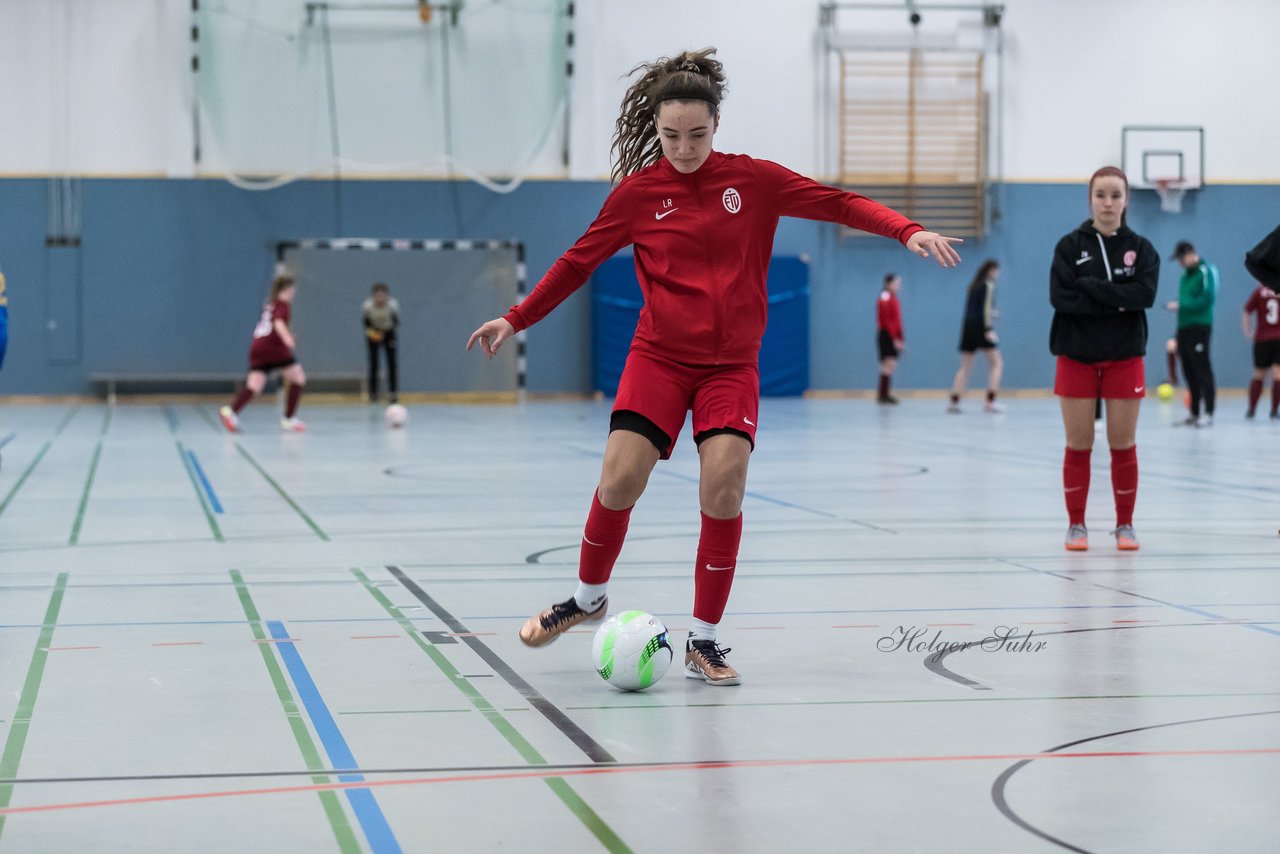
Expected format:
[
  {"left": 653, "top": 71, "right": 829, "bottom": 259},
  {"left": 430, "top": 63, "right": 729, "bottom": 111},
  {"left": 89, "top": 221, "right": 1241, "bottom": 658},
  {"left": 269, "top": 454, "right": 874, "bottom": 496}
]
[
  {"left": 948, "top": 259, "right": 1003, "bottom": 413},
  {"left": 1049, "top": 166, "right": 1159, "bottom": 552},
  {"left": 1245, "top": 224, "right": 1280, "bottom": 289}
]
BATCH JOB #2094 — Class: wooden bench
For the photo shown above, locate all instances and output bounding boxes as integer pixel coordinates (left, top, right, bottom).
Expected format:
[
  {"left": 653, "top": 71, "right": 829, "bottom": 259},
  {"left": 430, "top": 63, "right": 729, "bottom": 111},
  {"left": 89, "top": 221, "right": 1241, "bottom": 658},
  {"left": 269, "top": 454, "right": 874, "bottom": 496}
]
[{"left": 90, "top": 373, "right": 366, "bottom": 404}]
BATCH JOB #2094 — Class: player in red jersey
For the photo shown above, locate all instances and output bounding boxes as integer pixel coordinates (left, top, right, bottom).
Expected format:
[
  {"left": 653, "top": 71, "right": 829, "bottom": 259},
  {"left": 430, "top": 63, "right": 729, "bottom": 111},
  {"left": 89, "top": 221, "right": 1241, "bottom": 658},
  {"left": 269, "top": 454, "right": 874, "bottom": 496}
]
[
  {"left": 220, "top": 276, "right": 308, "bottom": 432},
  {"left": 875, "top": 273, "right": 904, "bottom": 404},
  {"left": 1242, "top": 282, "right": 1280, "bottom": 419},
  {"left": 467, "top": 48, "right": 961, "bottom": 685},
  {"left": 1049, "top": 167, "right": 1159, "bottom": 552}
]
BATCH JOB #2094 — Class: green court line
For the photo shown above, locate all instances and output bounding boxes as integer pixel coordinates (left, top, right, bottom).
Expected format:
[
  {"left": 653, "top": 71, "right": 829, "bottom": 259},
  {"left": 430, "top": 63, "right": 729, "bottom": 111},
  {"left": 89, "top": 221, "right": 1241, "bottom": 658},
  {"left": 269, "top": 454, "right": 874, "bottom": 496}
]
[
  {"left": 54, "top": 406, "right": 80, "bottom": 436},
  {"left": 0, "top": 573, "right": 68, "bottom": 841},
  {"left": 229, "top": 570, "right": 361, "bottom": 854},
  {"left": 68, "top": 441, "right": 103, "bottom": 546},
  {"left": 0, "top": 406, "right": 81, "bottom": 519},
  {"left": 338, "top": 708, "right": 532, "bottom": 716},
  {"left": 351, "top": 567, "right": 631, "bottom": 854},
  {"left": 194, "top": 404, "right": 223, "bottom": 435},
  {"left": 177, "top": 441, "right": 224, "bottom": 542},
  {"left": 235, "top": 444, "right": 329, "bottom": 541},
  {"left": 0, "top": 442, "right": 52, "bottom": 519}
]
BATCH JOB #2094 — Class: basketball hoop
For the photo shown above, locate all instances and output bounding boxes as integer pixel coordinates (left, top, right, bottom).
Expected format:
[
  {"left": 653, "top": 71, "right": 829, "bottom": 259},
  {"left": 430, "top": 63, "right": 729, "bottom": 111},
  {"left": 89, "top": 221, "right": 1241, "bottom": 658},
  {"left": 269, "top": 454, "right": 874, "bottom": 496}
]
[{"left": 1154, "top": 178, "right": 1187, "bottom": 214}]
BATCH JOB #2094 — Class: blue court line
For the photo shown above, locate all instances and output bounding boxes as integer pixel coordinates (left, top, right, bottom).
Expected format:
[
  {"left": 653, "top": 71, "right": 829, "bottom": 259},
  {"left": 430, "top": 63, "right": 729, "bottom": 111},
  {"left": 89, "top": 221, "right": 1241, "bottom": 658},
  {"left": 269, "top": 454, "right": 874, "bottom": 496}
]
[
  {"left": 266, "top": 620, "right": 402, "bottom": 854},
  {"left": 185, "top": 450, "right": 224, "bottom": 514}
]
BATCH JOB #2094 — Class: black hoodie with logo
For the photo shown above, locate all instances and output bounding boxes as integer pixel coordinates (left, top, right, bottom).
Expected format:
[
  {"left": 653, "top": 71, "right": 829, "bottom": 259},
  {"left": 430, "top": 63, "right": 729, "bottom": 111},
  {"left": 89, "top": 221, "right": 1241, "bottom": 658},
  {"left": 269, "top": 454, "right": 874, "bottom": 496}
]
[{"left": 1049, "top": 220, "right": 1160, "bottom": 363}]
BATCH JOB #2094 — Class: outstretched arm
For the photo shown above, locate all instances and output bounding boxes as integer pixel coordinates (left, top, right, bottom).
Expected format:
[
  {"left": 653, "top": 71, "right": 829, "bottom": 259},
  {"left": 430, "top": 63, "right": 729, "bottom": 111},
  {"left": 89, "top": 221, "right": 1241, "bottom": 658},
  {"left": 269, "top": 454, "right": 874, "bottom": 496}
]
[{"left": 762, "top": 160, "right": 962, "bottom": 267}]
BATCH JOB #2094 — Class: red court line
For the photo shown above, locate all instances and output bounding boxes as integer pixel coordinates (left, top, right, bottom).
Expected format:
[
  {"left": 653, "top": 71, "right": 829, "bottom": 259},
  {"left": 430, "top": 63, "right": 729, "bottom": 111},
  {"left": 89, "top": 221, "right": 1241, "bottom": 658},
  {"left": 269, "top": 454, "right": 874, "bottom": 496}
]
[
  {"left": 44, "top": 646, "right": 99, "bottom": 652},
  {"left": 152, "top": 642, "right": 204, "bottom": 647},
  {"left": 3, "top": 747, "right": 1278, "bottom": 817},
  {"left": 350, "top": 635, "right": 400, "bottom": 640}
]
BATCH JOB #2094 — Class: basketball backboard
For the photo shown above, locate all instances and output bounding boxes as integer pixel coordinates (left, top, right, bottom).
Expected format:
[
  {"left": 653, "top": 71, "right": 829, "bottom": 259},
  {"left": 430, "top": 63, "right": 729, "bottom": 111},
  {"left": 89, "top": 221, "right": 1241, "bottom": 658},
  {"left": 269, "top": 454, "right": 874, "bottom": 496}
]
[{"left": 1121, "top": 126, "right": 1204, "bottom": 190}]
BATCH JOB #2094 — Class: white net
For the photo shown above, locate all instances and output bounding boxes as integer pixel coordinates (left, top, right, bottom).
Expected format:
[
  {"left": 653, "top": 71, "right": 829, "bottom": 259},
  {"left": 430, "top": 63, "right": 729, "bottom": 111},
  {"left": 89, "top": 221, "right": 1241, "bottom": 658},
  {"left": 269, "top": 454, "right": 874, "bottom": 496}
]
[
  {"left": 1154, "top": 179, "right": 1187, "bottom": 214},
  {"left": 195, "top": 1, "right": 571, "bottom": 191},
  {"left": 280, "top": 241, "right": 521, "bottom": 395}
]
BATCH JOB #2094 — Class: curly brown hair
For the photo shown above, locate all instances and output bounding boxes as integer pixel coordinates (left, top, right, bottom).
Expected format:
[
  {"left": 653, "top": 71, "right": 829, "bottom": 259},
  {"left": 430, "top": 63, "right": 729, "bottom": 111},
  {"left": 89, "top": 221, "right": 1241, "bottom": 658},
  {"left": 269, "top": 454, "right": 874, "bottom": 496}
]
[{"left": 609, "top": 48, "right": 727, "bottom": 183}]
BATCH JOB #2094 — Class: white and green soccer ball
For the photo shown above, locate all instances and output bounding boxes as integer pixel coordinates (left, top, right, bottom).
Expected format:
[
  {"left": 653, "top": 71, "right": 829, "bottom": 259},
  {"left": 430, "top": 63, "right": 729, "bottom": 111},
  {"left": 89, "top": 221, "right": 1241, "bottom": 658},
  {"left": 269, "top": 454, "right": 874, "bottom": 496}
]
[{"left": 591, "top": 610, "right": 673, "bottom": 691}]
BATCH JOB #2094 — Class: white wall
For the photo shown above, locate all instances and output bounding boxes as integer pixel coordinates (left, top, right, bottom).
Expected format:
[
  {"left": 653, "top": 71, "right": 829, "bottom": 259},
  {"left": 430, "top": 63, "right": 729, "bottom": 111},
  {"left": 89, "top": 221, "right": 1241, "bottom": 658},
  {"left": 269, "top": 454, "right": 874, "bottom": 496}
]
[{"left": 1, "top": 0, "right": 1277, "bottom": 183}]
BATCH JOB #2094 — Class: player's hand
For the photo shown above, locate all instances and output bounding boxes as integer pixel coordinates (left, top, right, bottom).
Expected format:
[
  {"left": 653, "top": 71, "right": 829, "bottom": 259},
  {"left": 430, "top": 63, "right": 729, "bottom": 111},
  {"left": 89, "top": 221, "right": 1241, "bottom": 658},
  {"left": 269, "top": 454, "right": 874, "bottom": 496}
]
[
  {"left": 894, "top": 339, "right": 905, "bottom": 351},
  {"left": 1165, "top": 300, "right": 1179, "bottom": 311},
  {"left": 467, "top": 317, "right": 515, "bottom": 359},
  {"left": 986, "top": 331, "right": 999, "bottom": 344},
  {"left": 905, "top": 230, "right": 963, "bottom": 268},
  {"left": 366, "top": 329, "right": 384, "bottom": 342}
]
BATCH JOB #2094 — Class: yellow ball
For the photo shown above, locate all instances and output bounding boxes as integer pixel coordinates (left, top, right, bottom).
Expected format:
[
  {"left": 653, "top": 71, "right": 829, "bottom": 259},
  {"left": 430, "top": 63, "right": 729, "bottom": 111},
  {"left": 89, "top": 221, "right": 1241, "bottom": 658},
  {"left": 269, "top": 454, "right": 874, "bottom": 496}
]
[{"left": 1156, "top": 383, "right": 1174, "bottom": 401}]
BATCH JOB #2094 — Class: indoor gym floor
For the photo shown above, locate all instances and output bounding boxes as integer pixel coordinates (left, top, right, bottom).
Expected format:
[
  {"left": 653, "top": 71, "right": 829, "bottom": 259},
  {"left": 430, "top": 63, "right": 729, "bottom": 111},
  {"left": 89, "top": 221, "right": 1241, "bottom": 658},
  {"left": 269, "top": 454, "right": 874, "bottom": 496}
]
[{"left": 0, "top": 396, "right": 1277, "bottom": 853}]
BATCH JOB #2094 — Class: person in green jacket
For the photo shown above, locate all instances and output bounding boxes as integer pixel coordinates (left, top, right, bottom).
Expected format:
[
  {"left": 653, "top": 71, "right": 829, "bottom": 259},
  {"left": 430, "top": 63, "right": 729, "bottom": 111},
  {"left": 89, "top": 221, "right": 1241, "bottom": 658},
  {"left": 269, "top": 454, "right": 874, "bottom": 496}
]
[{"left": 1167, "top": 241, "right": 1218, "bottom": 426}]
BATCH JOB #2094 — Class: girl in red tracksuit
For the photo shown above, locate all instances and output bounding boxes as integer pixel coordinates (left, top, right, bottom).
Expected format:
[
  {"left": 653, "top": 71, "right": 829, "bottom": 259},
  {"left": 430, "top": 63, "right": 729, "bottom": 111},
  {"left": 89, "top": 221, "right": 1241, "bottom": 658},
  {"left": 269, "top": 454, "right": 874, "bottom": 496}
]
[
  {"left": 467, "top": 48, "right": 962, "bottom": 685},
  {"left": 876, "top": 273, "right": 905, "bottom": 404}
]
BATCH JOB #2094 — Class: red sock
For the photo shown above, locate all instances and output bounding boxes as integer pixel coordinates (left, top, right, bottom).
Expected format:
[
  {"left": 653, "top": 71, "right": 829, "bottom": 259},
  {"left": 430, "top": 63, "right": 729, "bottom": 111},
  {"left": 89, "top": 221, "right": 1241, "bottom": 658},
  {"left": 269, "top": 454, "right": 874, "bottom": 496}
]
[
  {"left": 692, "top": 512, "right": 743, "bottom": 624},
  {"left": 1248, "top": 379, "right": 1263, "bottom": 415},
  {"left": 1063, "top": 448, "right": 1091, "bottom": 526},
  {"left": 1272, "top": 381, "right": 1280, "bottom": 415},
  {"left": 285, "top": 384, "right": 303, "bottom": 418},
  {"left": 1110, "top": 446, "right": 1138, "bottom": 527},
  {"left": 231, "top": 387, "right": 254, "bottom": 413},
  {"left": 878, "top": 374, "right": 890, "bottom": 398},
  {"left": 578, "top": 491, "right": 633, "bottom": 584}
]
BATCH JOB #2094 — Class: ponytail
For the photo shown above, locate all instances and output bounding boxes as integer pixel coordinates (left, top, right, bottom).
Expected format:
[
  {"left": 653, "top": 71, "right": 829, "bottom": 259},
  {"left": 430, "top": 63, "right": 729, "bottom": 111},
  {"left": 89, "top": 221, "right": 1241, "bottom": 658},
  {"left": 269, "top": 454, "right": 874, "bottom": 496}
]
[{"left": 610, "top": 48, "right": 726, "bottom": 183}]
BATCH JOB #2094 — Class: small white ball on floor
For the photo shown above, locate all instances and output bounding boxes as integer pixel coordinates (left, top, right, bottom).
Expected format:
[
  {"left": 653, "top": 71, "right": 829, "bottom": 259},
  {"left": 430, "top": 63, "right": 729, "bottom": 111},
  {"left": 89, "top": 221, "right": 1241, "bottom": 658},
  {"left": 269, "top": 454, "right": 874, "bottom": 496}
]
[
  {"left": 384, "top": 404, "right": 408, "bottom": 428},
  {"left": 592, "top": 611, "right": 673, "bottom": 691}
]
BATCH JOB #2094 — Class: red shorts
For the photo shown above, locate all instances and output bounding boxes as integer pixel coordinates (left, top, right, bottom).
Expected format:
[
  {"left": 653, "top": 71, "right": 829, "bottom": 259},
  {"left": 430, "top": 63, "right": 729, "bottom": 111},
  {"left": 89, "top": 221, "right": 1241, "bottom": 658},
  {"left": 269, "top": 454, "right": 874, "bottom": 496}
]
[
  {"left": 613, "top": 348, "right": 759, "bottom": 459},
  {"left": 1054, "top": 355, "right": 1146, "bottom": 399}
]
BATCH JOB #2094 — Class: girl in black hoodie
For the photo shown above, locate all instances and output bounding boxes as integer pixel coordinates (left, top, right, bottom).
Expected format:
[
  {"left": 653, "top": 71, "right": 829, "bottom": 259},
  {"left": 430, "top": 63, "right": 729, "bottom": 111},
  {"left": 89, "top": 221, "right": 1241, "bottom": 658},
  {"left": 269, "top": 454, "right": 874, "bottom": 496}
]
[{"left": 1049, "top": 166, "right": 1159, "bottom": 552}]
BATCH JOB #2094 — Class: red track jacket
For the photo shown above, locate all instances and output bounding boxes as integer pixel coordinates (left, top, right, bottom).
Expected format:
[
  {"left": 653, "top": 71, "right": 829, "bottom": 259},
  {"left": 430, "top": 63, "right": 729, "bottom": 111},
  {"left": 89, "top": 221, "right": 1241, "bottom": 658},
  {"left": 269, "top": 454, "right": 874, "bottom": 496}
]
[{"left": 505, "top": 151, "right": 922, "bottom": 365}]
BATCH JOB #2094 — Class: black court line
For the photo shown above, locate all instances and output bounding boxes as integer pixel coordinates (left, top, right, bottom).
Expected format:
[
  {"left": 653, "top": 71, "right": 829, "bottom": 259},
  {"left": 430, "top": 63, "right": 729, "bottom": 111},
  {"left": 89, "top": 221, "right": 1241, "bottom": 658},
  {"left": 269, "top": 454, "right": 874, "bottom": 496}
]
[
  {"left": 991, "top": 708, "right": 1280, "bottom": 854},
  {"left": 923, "top": 620, "right": 1278, "bottom": 690},
  {"left": 386, "top": 565, "right": 616, "bottom": 764}
]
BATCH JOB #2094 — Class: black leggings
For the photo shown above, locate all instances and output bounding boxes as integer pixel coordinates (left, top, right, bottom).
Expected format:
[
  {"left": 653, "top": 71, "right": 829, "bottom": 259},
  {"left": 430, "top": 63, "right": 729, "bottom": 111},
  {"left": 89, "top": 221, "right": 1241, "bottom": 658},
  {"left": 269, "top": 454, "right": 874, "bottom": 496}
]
[
  {"left": 367, "top": 329, "right": 398, "bottom": 400},
  {"left": 1177, "top": 325, "right": 1215, "bottom": 416}
]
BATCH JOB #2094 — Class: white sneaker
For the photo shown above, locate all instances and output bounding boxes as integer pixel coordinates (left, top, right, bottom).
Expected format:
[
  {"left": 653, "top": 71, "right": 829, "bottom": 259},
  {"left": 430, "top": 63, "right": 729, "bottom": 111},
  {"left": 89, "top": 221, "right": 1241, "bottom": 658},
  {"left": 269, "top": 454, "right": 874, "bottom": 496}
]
[
  {"left": 984, "top": 401, "right": 1006, "bottom": 413},
  {"left": 1195, "top": 414, "right": 1213, "bottom": 428},
  {"left": 280, "top": 417, "right": 307, "bottom": 432},
  {"left": 219, "top": 406, "right": 240, "bottom": 433}
]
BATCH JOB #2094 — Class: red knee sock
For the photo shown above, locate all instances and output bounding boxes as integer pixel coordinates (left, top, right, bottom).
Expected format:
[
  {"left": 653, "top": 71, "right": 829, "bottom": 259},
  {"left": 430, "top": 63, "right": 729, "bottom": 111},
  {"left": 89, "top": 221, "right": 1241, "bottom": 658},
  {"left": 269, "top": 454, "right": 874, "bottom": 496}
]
[
  {"left": 285, "top": 384, "right": 303, "bottom": 418},
  {"left": 1110, "top": 446, "right": 1138, "bottom": 527},
  {"left": 578, "top": 491, "right": 633, "bottom": 584},
  {"left": 1272, "top": 381, "right": 1280, "bottom": 416},
  {"left": 692, "top": 512, "right": 743, "bottom": 624},
  {"left": 1248, "top": 379, "right": 1263, "bottom": 415},
  {"left": 230, "top": 387, "right": 254, "bottom": 413},
  {"left": 1063, "top": 448, "right": 1091, "bottom": 526},
  {"left": 878, "top": 374, "right": 891, "bottom": 398}
]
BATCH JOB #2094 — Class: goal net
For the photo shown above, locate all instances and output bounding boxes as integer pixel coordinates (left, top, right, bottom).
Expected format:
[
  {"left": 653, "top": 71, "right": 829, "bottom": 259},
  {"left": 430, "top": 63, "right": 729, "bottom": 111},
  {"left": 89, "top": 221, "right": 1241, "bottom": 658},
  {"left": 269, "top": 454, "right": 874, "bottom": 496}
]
[{"left": 277, "top": 238, "right": 525, "bottom": 398}]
